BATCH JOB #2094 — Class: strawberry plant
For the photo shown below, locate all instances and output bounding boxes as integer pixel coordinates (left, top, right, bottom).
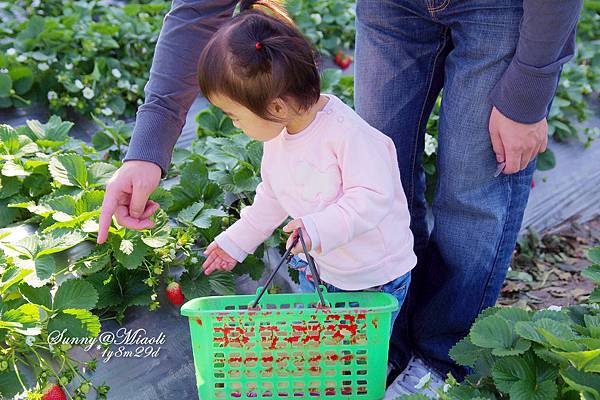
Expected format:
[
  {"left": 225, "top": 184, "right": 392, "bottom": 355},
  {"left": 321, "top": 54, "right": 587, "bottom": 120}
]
[
  {"left": 0, "top": 114, "right": 273, "bottom": 398},
  {"left": 285, "top": 0, "right": 356, "bottom": 56},
  {"left": 0, "top": 0, "right": 169, "bottom": 117},
  {"left": 320, "top": 68, "right": 354, "bottom": 108},
  {"left": 397, "top": 246, "right": 600, "bottom": 400}
]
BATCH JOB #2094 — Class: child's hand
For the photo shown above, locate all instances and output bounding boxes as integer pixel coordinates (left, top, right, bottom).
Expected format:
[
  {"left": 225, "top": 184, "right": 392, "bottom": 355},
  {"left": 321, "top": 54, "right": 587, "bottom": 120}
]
[
  {"left": 283, "top": 219, "right": 311, "bottom": 255},
  {"left": 202, "top": 241, "right": 238, "bottom": 275}
]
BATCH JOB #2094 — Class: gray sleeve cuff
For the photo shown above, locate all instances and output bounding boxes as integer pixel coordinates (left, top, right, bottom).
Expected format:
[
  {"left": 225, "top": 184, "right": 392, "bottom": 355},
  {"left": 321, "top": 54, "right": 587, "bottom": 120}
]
[
  {"left": 123, "top": 110, "right": 183, "bottom": 177},
  {"left": 489, "top": 55, "right": 568, "bottom": 124}
]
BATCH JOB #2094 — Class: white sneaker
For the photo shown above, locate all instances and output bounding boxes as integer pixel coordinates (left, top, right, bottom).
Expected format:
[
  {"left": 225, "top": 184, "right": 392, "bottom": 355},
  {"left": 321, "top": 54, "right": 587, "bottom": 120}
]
[{"left": 384, "top": 357, "right": 445, "bottom": 399}]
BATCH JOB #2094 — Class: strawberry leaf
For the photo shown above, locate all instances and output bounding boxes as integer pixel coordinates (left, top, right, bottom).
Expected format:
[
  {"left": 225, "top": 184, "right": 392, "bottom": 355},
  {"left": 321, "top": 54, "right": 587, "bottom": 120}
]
[
  {"left": 88, "top": 162, "right": 117, "bottom": 187},
  {"left": 53, "top": 279, "right": 98, "bottom": 311},
  {"left": 112, "top": 236, "right": 148, "bottom": 270},
  {"left": 588, "top": 247, "right": 600, "bottom": 265},
  {"left": 49, "top": 154, "right": 88, "bottom": 188},
  {"left": 208, "top": 271, "right": 235, "bottom": 295},
  {"left": 47, "top": 309, "right": 101, "bottom": 338},
  {"left": 34, "top": 255, "right": 55, "bottom": 281},
  {"left": 18, "top": 283, "right": 51, "bottom": 309}
]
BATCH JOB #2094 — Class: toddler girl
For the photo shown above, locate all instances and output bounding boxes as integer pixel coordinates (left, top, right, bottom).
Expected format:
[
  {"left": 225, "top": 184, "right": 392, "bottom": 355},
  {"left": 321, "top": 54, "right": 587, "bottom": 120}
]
[{"left": 200, "top": 0, "right": 416, "bottom": 327}]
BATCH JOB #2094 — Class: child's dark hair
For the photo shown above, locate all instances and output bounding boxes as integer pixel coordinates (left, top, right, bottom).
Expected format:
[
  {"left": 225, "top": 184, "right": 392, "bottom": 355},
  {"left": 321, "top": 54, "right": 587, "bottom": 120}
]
[{"left": 198, "top": 0, "right": 321, "bottom": 122}]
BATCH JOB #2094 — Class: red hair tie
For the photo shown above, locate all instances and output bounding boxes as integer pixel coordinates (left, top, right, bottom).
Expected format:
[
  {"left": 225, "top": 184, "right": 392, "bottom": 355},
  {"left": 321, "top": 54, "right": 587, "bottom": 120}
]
[{"left": 255, "top": 41, "right": 262, "bottom": 49}]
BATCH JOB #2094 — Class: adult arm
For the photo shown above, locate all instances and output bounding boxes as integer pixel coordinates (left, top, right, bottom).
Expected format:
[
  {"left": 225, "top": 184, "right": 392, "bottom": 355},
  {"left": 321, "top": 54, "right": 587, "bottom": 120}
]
[
  {"left": 123, "top": 0, "right": 239, "bottom": 176},
  {"left": 98, "top": 1, "right": 239, "bottom": 244},
  {"left": 490, "top": 0, "right": 584, "bottom": 124}
]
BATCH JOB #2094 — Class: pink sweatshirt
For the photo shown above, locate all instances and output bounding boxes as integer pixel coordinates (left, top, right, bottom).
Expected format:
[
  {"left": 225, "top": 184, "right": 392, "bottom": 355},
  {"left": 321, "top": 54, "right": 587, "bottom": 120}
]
[{"left": 215, "top": 94, "right": 417, "bottom": 290}]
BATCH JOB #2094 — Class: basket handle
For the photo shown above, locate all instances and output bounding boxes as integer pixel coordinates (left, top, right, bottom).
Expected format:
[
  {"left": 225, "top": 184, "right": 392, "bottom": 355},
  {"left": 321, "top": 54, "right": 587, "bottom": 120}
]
[{"left": 250, "top": 229, "right": 327, "bottom": 308}]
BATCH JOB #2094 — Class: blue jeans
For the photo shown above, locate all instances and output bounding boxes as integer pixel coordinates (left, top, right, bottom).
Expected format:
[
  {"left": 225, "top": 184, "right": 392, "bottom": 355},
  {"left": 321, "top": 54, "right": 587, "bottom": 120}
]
[
  {"left": 354, "top": 0, "right": 541, "bottom": 379},
  {"left": 290, "top": 256, "right": 411, "bottom": 332}
]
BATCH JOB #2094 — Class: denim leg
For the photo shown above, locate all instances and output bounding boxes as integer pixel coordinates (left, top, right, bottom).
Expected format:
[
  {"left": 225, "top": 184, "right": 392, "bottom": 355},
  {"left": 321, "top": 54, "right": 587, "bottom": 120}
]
[
  {"left": 381, "top": 272, "right": 412, "bottom": 334},
  {"left": 355, "top": 0, "right": 451, "bottom": 371},
  {"left": 298, "top": 269, "right": 318, "bottom": 293},
  {"left": 407, "top": 1, "right": 533, "bottom": 379}
]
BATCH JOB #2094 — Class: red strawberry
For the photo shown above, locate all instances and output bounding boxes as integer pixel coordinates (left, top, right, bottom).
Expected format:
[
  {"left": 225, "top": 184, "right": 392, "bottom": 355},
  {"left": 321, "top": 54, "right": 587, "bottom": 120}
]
[
  {"left": 42, "top": 384, "right": 67, "bottom": 400},
  {"left": 335, "top": 50, "right": 344, "bottom": 66},
  {"left": 340, "top": 56, "right": 352, "bottom": 70},
  {"left": 334, "top": 50, "right": 352, "bottom": 70},
  {"left": 166, "top": 282, "right": 185, "bottom": 305}
]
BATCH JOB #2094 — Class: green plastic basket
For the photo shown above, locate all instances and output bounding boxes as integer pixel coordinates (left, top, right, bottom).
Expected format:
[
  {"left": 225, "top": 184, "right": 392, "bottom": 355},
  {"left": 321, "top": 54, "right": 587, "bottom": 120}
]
[{"left": 181, "top": 231, "right": 399, "bottom": 399}]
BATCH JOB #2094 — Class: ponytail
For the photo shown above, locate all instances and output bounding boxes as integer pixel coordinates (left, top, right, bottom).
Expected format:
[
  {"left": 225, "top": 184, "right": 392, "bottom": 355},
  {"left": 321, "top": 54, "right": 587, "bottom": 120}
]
[
  {"left": 239, "top": 0, "right": 295, "bottom": 27},
  {"left": 198, "top": 0, "right": 321, "bottom": 122}
]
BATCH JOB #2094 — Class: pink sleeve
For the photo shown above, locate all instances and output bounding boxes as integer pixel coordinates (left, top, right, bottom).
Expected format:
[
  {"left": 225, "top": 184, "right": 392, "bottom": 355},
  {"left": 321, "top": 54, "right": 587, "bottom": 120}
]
[
  {"left": 302, "top": 129, "right": 396, "bottom": 255},
  {"left": 216, "top": 157, "right": 289, "bottom": 259}
]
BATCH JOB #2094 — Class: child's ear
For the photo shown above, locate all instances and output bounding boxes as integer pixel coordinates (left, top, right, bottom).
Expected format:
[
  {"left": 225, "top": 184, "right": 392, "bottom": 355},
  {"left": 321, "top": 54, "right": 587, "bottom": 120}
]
[{"left": 270, "top": 98, "right": 288, "bottom": 118}]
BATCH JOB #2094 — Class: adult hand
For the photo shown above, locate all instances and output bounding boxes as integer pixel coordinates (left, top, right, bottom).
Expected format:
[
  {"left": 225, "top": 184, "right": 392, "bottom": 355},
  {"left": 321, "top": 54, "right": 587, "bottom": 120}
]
[
  {"left": 489, "top": 106, "right": 548, "bottom": 175},
  {"left": 97, "top": 160, "right": 162, "bottom": 244},
  {"left": 283, "top": 219, "right": 312, "bottom": 255},
  {"left": 202, "top": 241, "right": 238, "bottom": 275}
]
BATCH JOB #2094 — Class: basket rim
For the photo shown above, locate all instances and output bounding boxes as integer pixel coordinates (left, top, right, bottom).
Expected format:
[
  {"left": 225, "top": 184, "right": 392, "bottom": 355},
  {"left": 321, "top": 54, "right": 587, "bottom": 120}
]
[{"left": 180, "top": 291, "right": 399, "bottom": 317}]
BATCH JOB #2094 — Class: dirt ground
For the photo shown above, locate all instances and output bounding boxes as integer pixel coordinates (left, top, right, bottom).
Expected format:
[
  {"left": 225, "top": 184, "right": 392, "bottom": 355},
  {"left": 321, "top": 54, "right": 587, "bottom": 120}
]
[{"left": 498, "top": 215, "right": 600, "bottom": 309}]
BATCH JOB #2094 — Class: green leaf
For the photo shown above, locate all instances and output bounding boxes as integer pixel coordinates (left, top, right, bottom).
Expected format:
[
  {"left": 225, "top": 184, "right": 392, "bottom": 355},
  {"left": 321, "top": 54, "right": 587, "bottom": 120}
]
[
  {"left": 149, "top": 187, "right": 174, "bottom": 211},
  {"left": 536, "top": 149, "right": 556, "bottom": 171},
  {"left": 1, "top": 303, "right": 42, "bottom": 335},
  {"left": 0, "top": 197, "right": 21, "bottom": 227},
  {"left": 112, "top": 236, "right": 148, "bottom": 270},
  {"left": 492, "top": 353, "right": 558, "bottom": 400},
  {"left": 234, "top": 253, "right": 265, "bottom": 280},
  {"left": 37, "top": 229, "right": 87, "bottom": 256},
  {"left": 246, "top": 141, "right": 263, "bottom": 168},
  {"left": 589, "top": 247, "right": 600, "bottom": 264},
  {"left": 561, "top": 368, "right": 600, "bottom": 398},
  {"left": 49, "top": 154, "right": 88, "bottom": 188},
  {"left": 9, "top": 66, "right": 33, "bottom": 94},
  {"left": 27, "top": 116, "right": 72, "bottom": 146},
  {"left": 2, "top": 159, "right": 29, "bottom": 177},
  {"left": 196, "top": 108, "right": 220, "bottom": 137},
  {"left": 53, "top": 279, "right": 98, "bottom": 311},
  {"left": 0, "top": 176, "right": 20, "bottom": 199},
  {"left": 0, "top": 73, "right": 12, "bottom": 97},
  {"left": 450, "top": 336, "right": 488, "bottom": 368},
  {"left": 91, "top": 131, "right": 114, "bottom": 151},
  {"left": 0, "top": 265, "right": 30, "bottom": 293},
  {"left": 492, "top": 355, "right": 533, "bottom": 394},
  {"left": 19, "top": 283, "right": 52, "bottom": 309},
  {"left": 88, "top": 162, "right": 117, "bottom": 187},
  {"left": 177, "top": 201, "right": 204, "bottom": 224},
  {"left": 0, "top": 367, "right": 21, "bottom": 398},
  {"left": 209, "top": 271, "right": 236, "bottom": 295},
  {"left": 180, "top": 267, "right": 211, "bottom": 299},
  {"left": 118, "top": 269, "right": 153, "bottom": 307},
  {"left": 516, "top": 318, "right": 579, "bottom": 351},
  {"left": 192, "top": 208, "right": 227, "bottom": 229},
  {"left": 589, "top": 287, "right": 600, "bottom": 303},
  {"left": 87, "top": 272, "right": 121, "bottom": 309},
  {"left": 554, "top": 349, "right": 600, "bottom": 372},
  {"left": 140, "top": 236, "right": 168, "bottom": 248},
  {"left": 583, "top": 265, "right": 600, "bottom": 283},
  {"left": 470, "top": 315, "right": 514, "bottom": 350},
  {"left": 47, "top": 309, "right": 101, "bottom": 338},
  {"left": 34, "top": 255, "right": 56, "bottom": 281},
  {"left": 510, "top": 379, "right": 557, "bottom": 400}
]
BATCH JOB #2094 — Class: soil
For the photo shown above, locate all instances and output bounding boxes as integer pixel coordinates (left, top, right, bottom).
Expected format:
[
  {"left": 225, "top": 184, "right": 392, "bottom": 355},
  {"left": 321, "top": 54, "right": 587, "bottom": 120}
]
[{"left": 498, "top": 214, "right": 600, "bottom": 309}]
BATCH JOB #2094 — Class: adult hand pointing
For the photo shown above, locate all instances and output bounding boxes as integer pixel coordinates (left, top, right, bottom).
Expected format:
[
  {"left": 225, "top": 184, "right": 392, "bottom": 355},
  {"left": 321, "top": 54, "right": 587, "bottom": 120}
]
[{"left": 97, "top": 160, "right": 162, "bottom": 244}]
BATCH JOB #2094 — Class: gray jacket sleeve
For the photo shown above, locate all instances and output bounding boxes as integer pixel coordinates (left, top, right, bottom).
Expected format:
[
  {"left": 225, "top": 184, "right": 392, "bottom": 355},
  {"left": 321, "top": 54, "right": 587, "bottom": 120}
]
[
  {"left": 489, "top": 0, "right": 584, "bottom": 124},
  {"left": 123, "top": 0, "right": 238, "bottom": 177}
]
